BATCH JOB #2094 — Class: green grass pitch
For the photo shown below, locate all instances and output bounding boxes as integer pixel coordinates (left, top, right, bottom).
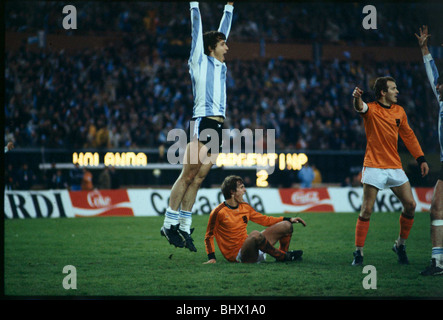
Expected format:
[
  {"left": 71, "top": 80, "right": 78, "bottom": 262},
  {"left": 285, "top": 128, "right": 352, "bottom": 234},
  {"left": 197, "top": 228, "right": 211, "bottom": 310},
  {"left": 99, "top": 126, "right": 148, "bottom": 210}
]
[{"left": 4, "top": 211, "right": 443, "bottom": 298}]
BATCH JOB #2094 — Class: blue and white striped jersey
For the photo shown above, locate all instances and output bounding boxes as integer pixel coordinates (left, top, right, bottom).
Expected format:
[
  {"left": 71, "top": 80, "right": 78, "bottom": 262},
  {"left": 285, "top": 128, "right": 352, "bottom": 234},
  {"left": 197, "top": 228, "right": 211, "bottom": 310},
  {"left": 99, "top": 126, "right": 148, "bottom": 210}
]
[
  {"left": 423, "top": 53, "right": 443, "bottom": 162},
  {"left": 188, "top": 2, "right": 233, "bottom": 119}
]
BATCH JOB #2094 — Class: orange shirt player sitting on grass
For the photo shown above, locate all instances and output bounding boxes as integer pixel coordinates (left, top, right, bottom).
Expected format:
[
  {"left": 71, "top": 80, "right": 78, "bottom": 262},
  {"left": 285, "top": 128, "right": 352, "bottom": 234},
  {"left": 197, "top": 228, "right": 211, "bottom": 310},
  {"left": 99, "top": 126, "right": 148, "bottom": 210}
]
[{"left": 204, "top": 175, "right": 306, "bottom": 264}]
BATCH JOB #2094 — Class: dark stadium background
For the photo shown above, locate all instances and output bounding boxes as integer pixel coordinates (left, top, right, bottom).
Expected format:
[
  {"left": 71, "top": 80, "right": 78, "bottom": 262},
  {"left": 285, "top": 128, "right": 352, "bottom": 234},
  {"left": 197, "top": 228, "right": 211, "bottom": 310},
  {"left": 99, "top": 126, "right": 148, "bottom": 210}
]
[{"left": 4, "top": 1, "right": 443, "bottom": 190}]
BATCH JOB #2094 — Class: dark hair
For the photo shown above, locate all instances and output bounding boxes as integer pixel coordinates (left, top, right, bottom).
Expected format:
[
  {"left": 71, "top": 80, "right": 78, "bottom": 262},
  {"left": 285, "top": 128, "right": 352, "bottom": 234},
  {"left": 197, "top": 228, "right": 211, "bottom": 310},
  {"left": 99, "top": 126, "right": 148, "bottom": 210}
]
[
  {"left": 203, "top": 31, "right": 226, "bottom": 56},
  {"left": 373, "top": 76, "right": 396, "bottom": 99},
  {"left": 437, "top": 75, "right": 443, "bottom": 85},
  {"left": 221, "top": 175, "right": 244, "bottom": 200}
]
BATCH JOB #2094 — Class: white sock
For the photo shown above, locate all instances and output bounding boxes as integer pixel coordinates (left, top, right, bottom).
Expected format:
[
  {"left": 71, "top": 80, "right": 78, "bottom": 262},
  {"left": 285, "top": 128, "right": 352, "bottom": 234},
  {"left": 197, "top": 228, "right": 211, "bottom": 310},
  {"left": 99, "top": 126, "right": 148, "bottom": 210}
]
[
  {"left": 163, "top": 207, "right": 179, "bottom": 229},
  {"left": 179, "top": 210, "right": 192, "bottom": 234},
  {"left": 431, "top": 247, "right": 443, "bottom": 267}
]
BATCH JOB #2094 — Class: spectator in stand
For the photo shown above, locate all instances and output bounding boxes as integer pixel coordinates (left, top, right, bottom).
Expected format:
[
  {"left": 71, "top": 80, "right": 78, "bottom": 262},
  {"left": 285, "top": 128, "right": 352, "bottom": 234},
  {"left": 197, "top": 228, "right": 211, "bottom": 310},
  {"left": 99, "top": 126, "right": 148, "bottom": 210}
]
[
  {"left": 50, "top": 169, "right": 68, "bottom": 189},
  {"left": 98, "top": 166, "right": 111, "bottom": 189},
  {"left": 109, "top": 166, "right": 120, "bottom": 189},
  {"left": 5, "top": 164, "right": 16, "bottom": 190},
  {"left": 311, "top": 164, "right": 322, "bottom": 186},
  {"left": 81, "top": 167, "right": 94, "bottom": 190},
  {"left": 298, "top": 162, "right": 315, "bottom": 188},
  {"left": 4, "top": 141, "right": 14, "bottom": 153},
  {"left": 16, "top": 163, "right": 36, "bottom": 190},
  {"left": 69, "top": 163, "right": 83, "bottom": 191}
]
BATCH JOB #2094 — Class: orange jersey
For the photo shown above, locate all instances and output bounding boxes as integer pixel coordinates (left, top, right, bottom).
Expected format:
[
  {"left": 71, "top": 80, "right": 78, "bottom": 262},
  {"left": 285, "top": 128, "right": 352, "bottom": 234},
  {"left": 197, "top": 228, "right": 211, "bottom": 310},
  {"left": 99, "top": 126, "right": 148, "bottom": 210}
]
[
  {"left": 205, "top": 202, "right": 284, "bottom": 262},
  {"left": 361, "top": 101, "right": 424, "bottom": 169}
]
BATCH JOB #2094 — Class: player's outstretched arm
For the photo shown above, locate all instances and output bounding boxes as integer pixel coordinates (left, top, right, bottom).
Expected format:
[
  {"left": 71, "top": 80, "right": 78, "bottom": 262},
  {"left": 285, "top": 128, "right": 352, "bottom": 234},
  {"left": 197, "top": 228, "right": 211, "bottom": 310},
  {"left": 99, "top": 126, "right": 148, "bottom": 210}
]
[
  {"left": 415, "top": 25, "right": 431, "bottom": 56},
  {"left": 352, "top": 87, "right": 366, "bottom": 112}
]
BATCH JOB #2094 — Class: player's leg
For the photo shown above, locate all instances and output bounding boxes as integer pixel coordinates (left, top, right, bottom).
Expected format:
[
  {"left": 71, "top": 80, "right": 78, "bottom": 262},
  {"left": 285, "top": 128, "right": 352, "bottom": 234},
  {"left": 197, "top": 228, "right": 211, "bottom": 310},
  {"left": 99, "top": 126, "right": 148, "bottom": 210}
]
[
  {"left": 262, "top": 220, "right": 303, "bottom": 261},
  {"left": 352, "top": 183, "right": 378, "bottom": 266},
  {"left": 430, "top": 179, "right": 443, "bottom": 262},
  {"left": 240, "top": 230, "right": 288, "bottom": 263},
  {"left": 262, "top": 220, "right": 293, "bottom": 250},
  {"left": 161, "top": 140, "right": 202, "bottom": 248},
  {"left": 390, "top": 181, "right": 416, "bottom": 264},
  {"left": 239, "top": 231, "right": 262, "bottom": 263},
  {"left": 180, "top": 144, "right": 213, "bottom": 213},
  {"left": 178, "top": 157, "right": 214, "bottom": 252},
  {"left": 421, "top": 178, "right": 443, "bottom": 275},
  {"left": 356, "top": 184, "right": 378, "bottom": 250},
  {"left": 168, "top": 139, "right": 203, "bottom": 211}
]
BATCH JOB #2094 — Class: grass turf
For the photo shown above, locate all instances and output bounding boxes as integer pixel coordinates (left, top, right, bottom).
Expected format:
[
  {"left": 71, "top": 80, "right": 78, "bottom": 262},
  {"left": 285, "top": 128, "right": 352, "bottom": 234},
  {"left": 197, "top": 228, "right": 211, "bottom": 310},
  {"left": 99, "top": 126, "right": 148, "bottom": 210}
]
[{"left": 4, "top": 211, "right": 443, "bottom": 298}]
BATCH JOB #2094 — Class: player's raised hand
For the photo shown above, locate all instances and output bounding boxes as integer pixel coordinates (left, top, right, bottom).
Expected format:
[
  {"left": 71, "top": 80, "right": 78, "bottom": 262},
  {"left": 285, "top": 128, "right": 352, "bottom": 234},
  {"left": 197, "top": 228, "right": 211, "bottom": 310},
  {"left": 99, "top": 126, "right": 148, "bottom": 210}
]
[
  {"left": 352, "top": 87, "right": 363, "bottom": 99},
  {"left": 415, "top": 25, "right": 431, "bottom": 48},
  {"left": 352, "top": 87, "right": 364, "bottom": 112}
]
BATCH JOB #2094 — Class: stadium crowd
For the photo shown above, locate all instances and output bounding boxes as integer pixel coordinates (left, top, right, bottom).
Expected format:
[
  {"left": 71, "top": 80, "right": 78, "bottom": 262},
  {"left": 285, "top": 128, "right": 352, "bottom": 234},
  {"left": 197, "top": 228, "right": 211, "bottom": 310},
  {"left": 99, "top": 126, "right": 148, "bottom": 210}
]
[
  {"left": 4, "top": 1, "right": 443, "bottom": 189},
  {"left": 4, "top": 37, "right": 439, "bottom": 153},
  {"left": 5, "top": 1, "right": 439, "bottom": 46}
]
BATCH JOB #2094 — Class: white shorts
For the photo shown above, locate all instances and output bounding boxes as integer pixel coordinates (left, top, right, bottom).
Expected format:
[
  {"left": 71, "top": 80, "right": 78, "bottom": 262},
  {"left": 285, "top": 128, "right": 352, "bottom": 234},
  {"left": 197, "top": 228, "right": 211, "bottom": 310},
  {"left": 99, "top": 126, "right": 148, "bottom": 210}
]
[
  {"left": 236, "top": 249, "right": 266, "bottom": 263},
  {"left": 361, "top": 167, "right": 409, "bottom": 190}
]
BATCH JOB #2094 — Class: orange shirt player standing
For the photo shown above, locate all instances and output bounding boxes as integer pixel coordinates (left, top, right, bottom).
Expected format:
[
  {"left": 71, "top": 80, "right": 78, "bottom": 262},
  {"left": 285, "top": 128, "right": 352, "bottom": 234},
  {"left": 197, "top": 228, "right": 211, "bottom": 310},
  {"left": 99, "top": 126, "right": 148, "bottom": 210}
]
[
  {"left": 351, "top": 77, "right": 429, "bottom": 266},
  {"left": 204, "top": 175, "right": 306, "bottom": 264}
]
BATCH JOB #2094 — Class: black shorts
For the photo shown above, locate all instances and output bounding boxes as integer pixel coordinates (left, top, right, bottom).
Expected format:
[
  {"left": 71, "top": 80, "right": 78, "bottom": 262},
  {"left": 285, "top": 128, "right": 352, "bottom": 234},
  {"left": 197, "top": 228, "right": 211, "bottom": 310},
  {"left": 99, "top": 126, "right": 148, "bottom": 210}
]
[{"left": 191, "top": 117, "right": 224, "bottom": 154}]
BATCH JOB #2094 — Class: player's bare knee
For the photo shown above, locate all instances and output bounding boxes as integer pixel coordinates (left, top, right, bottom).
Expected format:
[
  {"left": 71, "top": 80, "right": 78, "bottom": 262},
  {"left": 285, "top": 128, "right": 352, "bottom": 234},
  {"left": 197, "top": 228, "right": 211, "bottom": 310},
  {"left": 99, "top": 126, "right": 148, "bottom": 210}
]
[
  {"left": 360, "top": 205, "right": 373, "bottom": 219},
  {"left": 191, "top": 175, "right": 206, "bottom": 188},
  {"left": 281, "top": 220, "right": 293, "bottom": 234},
  {"left": 182, "top": 170, "right": 199, "bottom": 186},
  {"left": 250, "top": 230, "right": 264, "bottom": 245},
  {"left": 404, "top": 199, "right": 416, "bottom": 215}
]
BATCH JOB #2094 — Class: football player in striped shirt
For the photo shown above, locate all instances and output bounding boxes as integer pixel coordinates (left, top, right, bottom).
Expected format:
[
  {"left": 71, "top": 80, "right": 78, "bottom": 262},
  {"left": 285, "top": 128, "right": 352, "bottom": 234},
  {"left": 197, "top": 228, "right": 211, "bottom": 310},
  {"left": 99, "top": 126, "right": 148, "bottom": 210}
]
[
  {"left": 416, "top": 25, "right": 443, "bottom": 276},
  {"left": 351, "top": 77, "right": 429, "bottom": 266},
  {"left": 161, "top": 2, "right": 234, "bottom": 252}
]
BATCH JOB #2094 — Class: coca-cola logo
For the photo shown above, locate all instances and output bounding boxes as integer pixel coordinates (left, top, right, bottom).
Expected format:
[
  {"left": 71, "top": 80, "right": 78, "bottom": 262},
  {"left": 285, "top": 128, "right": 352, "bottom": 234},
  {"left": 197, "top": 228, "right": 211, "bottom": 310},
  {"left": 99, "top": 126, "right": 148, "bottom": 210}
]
[
  {"left": 291, "top": 191, "right": 320, "bottom": 205},
  {"left": 87, "top": 190, "right": 111, "bottom": 208}
]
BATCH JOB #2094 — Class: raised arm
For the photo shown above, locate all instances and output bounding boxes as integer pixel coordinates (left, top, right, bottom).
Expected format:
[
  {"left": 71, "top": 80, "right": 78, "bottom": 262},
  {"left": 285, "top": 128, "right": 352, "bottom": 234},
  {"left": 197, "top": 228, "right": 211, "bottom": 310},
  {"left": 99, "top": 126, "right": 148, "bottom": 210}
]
[
  {"left": 415, "top": 25, "right": 431, "bottom": 56},
  {"left": 416, "top": 25, "right": 440, "bottom": 100},
  {"left": 189, "top": 2, "right": 204, "bottom": 65},
  {"left": 218, "top": 2, "right": 234, "bottom": 40},
  {"left": 352, "top": 87, "right": 368, "bottom": 113}
]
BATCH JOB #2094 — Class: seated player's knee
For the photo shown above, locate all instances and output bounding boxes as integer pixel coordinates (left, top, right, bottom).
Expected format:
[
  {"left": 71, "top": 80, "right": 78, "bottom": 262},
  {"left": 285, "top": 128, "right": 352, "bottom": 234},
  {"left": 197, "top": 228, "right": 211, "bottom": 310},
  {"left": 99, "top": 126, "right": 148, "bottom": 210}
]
[
  {"left": 249, "top": 230, "right": 265, "bottom": 245},
  {"left": 281, "top": 220, "right": 293, "bottom": 234}
]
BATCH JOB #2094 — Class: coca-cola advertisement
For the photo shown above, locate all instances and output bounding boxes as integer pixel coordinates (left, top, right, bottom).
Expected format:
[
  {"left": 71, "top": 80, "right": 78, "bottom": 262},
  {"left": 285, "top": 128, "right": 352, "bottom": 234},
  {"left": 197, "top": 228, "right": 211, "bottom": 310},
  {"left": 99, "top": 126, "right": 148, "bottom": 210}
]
[
  {"left": 278, "top": 188, "right": 334, "bottom": 212},
  {"left": 69, "top": 190, "right": 134, "bottom": 217}
]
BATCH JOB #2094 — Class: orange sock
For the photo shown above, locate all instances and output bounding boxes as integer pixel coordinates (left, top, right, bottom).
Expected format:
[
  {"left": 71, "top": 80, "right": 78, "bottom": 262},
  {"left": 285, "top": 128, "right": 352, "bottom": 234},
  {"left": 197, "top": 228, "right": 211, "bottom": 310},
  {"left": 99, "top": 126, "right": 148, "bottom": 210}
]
[
  {"left": 399, "top": 213, "right": 414, "bottom": 240},
  {"left": 279, "top": 234, "right": 292, "bottom": 252},
  {"left": 355, "top": 216, "right": 370, "bottom": 248},
  {"left": 258, "top": 239, "right": 286, "bottom": 261}
]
